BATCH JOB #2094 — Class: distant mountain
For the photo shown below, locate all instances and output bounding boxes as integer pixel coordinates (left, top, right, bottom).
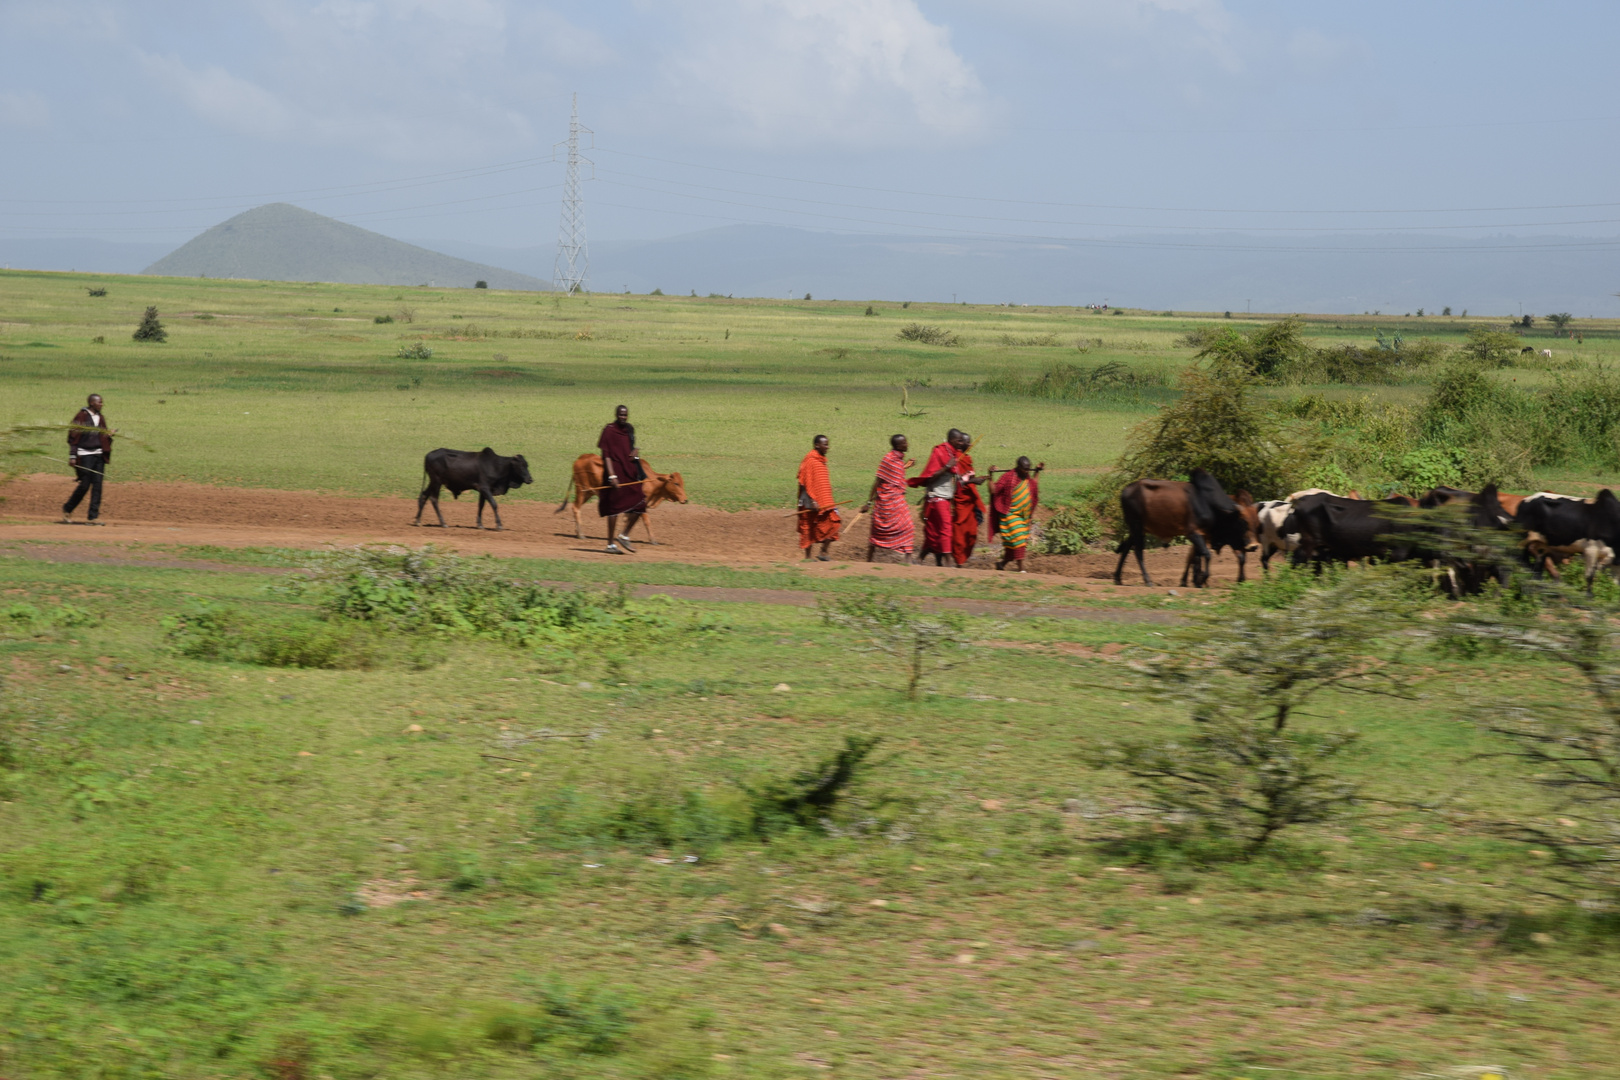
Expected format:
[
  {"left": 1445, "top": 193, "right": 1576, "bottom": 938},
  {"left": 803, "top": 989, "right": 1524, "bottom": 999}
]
[
  {"left": 414, "top": 224, "right": 1620, "bottom": 316},
  {"left": 0, "top": 238, "right": 175, "bottom": 275},
  {"left": 144, "top": 203, "right": 549, "bottom": 290}
]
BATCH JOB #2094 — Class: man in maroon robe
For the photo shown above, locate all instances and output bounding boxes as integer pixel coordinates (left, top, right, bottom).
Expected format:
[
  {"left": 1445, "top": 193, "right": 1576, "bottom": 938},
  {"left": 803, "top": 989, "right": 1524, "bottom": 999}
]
[{"left": 598, "top": 404, "right": 648, "bottom": 554}]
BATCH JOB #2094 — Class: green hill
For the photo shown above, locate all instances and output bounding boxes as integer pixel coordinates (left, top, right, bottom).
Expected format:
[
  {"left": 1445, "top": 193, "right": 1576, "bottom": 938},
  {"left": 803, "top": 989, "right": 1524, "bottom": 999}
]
[{"left": 142, "top": 202, "right": 550, "bottom": 290}]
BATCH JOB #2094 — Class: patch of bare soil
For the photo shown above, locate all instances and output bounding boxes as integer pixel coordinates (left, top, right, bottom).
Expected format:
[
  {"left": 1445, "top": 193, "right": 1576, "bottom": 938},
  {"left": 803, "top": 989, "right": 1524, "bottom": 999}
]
[{"left": 0, "top": 473, "right": 1249, "bottom": 592}]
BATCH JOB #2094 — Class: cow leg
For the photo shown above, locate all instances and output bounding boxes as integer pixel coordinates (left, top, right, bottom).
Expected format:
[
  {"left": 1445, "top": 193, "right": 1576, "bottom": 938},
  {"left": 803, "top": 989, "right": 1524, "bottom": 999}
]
[
  {"left": 1114, "top": 530, "right": 1150, "bottom": 586},
  {"left": 418, "top": 483, "right": 447, "bottom": 527},
  {"left": 640, "top": 513, "right": 658, "bottom": 544},
  {"left": 477, "top": 490, "right": 504, "bottom": 531},
  {"left": 1188, "top": 535, "right": 1213, "bottom": 588},
  {"left": 572, "top": 501, "right": 585, "bottom": 540},
  {"left": 1234, "top": 548, "right": 1249, "bottom": 584}
]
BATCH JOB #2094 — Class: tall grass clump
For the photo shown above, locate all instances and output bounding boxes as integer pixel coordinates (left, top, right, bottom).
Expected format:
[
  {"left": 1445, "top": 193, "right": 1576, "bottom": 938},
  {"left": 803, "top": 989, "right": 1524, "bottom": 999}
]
[
  {"left": 288, "top": 546, "right": 669, "bottom": 648},
  {"left": 978, "top": 359, "right": 1169, "bottom": 403},
  {"left": 164, "top": 604, "right": 384, "bottom": 669},
  {"left": 896, "top": 323, "right": 961, "bottom": 347}
]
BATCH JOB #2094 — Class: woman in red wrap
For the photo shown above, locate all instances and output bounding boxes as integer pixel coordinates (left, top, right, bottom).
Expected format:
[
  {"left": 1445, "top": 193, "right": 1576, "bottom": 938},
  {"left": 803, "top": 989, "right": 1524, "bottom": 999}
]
[
  {"left": 950, "top": 431, "right": 986, "bottom": 566},
  {"left": 861, "top": 433, "right": 915, "bottom": 562},
  {"left": 598, "top": 404, "right": 647, "bottom": 554},
  {"left": 796, "top": 434, "right": 841, "bottom": 561},
  {"left": 909, "top": 428, "right": 984, "bottom": 567}
]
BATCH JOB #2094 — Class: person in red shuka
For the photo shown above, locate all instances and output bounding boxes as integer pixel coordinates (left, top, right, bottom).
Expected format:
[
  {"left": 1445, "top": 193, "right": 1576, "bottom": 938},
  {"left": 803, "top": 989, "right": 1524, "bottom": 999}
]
[
  {"left": 597, "top": 404, "right": 648, "bottom": 554},
  {"left": 796, "top": 434, "right": 841, "bottom": 561},
  {"left": 950, "top": 431, "right": 986, "bottom": 566},
  {"left": 909, "top": 429, "right": 984, "bottom": 566}
]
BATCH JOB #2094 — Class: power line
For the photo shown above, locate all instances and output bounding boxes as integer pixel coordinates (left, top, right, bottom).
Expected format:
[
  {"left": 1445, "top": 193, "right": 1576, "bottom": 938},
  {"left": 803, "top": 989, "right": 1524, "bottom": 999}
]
[{"left": 594, "top": 146, "right": 1620, "bottom": 218}]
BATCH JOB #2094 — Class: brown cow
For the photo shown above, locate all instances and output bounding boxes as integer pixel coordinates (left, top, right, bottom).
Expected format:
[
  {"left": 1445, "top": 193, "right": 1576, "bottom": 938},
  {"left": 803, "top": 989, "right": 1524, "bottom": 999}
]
[
  {"left": 1113, "top": 469, "right": 1260, "bottom": 588},
  {"left": 555, "top": 454, "right": 688, "bottom": 542}
]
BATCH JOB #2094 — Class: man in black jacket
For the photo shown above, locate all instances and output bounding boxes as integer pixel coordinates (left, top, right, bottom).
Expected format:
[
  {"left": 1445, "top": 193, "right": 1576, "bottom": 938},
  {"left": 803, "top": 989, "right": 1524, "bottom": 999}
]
[{"left": 63, "top": 393, "right": 114, "bottom": 524}]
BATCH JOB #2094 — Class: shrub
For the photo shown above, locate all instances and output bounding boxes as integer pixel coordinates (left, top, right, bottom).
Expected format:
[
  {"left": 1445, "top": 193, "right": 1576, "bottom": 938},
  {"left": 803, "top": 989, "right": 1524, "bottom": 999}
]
[
  {"left": 374, "top": 314, "right": 394, "bottom": 324},
  {"left": 396, "top": 341, "right": 433, "bottom": 359},
  {"left": 978, "top": 359, "right": 1166, "bottom": 402},
  {"left": 474, "top": 280, "right": 488, "bottom": 289},
  {"left": 997, "top": 332, "right": 1060, "bottom": 347},
  {"left": 1039, "top": 503, "right": 1103, "bottom": 554},
  {"left": 742, "top": 735, "right": 884, "bottom": 835},
  {"left": 132, "top": 306, "right": 166, "bottom": 343},
  {"left": 1114, "top": 363, "right": 1295, "bottom": 499},
  {"left": 896, "top": 323, "right": 961, "bottom": 347},
  {"left": 86, "top": 287, "right": 107, "bottom": 298},
  {"left": 164, "top": 605, "right": 380, "bottom": 669},
  {"left": 1094, "top": 568, "right": 1416, "bottom": 854},
  {"left": 864, "top": 305, "right": 875, "bottom": 316},
  {"left": 1448, "top": 580, "right": 1620, "bottom": 903},
  {"left": 821, "top": 592, "right": 970, "bottom": 700},
  {"left": 1459, "top": 327, "right": 1522, "bottom": 367},
  {"left": 289, "top": 546, "right": 671, "bottom": 650},
  {"left": 650, "top": 288, "right": 664, "bottom": 296}
]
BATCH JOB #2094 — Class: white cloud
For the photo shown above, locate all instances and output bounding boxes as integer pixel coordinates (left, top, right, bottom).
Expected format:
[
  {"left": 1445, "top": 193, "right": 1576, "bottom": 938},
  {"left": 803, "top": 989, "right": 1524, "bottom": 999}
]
[
  {"left": 0, "top": 89, "right": 50, "bottom": 129},
  {"left": 659, "top": 0, "right": 988, "bottom": 146},
  {"left": 138, "top": 53, "right": 295, "bottom": 139}
]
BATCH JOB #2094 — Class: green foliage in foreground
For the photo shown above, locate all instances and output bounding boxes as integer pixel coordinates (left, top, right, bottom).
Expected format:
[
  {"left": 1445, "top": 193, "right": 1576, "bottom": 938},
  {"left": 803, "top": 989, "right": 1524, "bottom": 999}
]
[
  {"left": 1095, "top": 568, "right": 1419, "bottom": 852},
  {"left": 8, "top": 546, "right": 1620, "bottom": 1077}
]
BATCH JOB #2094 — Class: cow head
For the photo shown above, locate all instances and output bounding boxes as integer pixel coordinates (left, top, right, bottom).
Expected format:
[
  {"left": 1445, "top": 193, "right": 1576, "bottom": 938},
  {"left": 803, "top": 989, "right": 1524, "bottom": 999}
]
[
  {"left": 508, "top": 454, "right": 533, "bottom": 489},
  {"left": 1232, "top": 490, "right": 1261, "bottom": 552},
  {"left": 650, "top": 471, "right": 688, "bottom": 507}
]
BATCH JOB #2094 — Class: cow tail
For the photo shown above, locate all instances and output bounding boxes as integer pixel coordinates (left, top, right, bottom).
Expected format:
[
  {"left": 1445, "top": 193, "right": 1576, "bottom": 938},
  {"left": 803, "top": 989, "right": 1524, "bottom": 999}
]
[{"left": 554, "top": 475, "right": 574, "bottom": 514}]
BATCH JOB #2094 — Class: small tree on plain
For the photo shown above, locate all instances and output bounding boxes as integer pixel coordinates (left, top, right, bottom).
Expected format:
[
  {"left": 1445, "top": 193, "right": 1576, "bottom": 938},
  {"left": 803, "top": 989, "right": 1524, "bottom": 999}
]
[
  {"left": 1094, "top": 568, "right": 1418, "bottom": 854},
  {"left": 132, "top": 306, "right": 166, "bottom": 342},
  {"left": 1446, "top": 579, "right": 1620, "bottom": 902},
  {"left": 821, "top": 592, "right": 971, "bottom": 701},
  {"left": 1546, "top": 312, "right": 1575, "bottom": 333}
]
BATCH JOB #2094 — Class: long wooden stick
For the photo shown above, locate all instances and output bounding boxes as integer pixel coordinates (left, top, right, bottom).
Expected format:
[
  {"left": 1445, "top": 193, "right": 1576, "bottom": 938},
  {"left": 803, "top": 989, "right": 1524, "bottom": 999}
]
[{"left": 783, "top": 500, "right": 854, "bottom": 518}]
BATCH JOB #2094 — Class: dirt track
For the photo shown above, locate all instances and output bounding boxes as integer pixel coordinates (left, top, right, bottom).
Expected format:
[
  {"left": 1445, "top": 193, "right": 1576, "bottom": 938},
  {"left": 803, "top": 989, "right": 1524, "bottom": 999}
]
[{"left": 0, "top": 473, "right": 1251, "bottom": 592}]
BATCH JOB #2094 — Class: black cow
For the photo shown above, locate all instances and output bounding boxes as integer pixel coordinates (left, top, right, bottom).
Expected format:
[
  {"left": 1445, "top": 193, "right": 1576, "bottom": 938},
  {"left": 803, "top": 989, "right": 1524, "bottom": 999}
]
[
  {"left": 1514, "top": 490, "right": 1620, "bottom": 593},
  {"left": 1288, "top": 493, "right": 1424, "bottom": 569},
  {"left": 415, "top": 447, "right": 533, "bottom": 530}
]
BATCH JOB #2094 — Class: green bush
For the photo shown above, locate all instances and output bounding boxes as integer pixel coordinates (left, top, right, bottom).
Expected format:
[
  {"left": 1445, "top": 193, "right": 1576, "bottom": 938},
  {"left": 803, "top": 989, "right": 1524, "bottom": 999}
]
[
  {"left": 896, "top": 323, "right": 961, "bottom": 347},
  {"left": 1039, "top": 503, "right": 1104, "bottom": 554},
  {"left": 396, "top": 341, "right": 433, "bottom": 359},
  {"left": 373, "top": 314, "right": 394, "bottom": 324},
  {"left": 163, "top": 605, "right": 381, "bottom": 669},
  {"left": 291, "top": 546, "right": 670, "bottom": 648},
  {"left": 1114, "top": 363, "right": 1296, "bottom": 499},
  {"left": 978, "top": 359, "right": 1168, "bottom": 402}
]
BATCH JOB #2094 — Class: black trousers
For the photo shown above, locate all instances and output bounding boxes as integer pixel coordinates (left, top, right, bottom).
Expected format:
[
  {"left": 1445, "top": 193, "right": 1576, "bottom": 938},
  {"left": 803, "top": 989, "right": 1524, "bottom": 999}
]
[{"left": 64, "top": 457, "right": 106, "bottom": 520}]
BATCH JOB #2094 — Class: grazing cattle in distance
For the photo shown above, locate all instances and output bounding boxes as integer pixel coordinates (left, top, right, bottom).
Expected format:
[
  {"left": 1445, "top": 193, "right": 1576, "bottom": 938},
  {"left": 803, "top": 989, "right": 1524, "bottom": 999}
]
[
  {"left": 556, "top": 453, "right": 688, "bottom": 542},
  {"left": 415, "top": 447, "right": 533, "bottom": 530},
  {"left": 1514, "top": 490, "right": 1620, "bottom": 593},
  {"left": 1113, "top": 468, "right": 1259, "bottom": 588},
  {"left": 1541, "top": 349, "right": 1554, "bottom": 359},
  {"left": 1520, "top": 346, "right": 1535, "bottom": 356}
]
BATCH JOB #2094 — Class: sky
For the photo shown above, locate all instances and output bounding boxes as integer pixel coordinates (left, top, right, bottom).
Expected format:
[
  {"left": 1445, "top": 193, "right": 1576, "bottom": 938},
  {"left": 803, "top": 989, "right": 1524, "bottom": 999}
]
[{"left": 3, "top": 0, "right": 1619, "bottom": 257}]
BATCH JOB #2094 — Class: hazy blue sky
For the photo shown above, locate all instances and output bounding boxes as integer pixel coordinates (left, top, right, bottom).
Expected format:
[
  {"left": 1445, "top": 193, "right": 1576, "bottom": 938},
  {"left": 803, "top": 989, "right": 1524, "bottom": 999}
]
[{"left": 3, "top": 0, "right": 1618, "bottom": 251}]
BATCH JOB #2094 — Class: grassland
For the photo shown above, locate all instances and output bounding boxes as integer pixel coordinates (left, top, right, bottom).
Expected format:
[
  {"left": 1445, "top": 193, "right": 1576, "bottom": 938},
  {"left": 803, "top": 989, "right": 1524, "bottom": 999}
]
[
  {"left": 5, "top": 271, "right": 1620, "bottom": 1078},
  {"left": 3, "top": 549, "right": 1619, "bottom": 1079},
  {"left": 5, "top": 269, "right": 1617, "bottom": 507}
]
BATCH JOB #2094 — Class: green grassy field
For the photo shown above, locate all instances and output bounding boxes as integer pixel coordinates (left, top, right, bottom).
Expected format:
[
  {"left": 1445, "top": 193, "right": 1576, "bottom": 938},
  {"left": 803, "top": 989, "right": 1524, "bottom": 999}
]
[
  {"left": 6, "top": 271, "right": 1620, "bottom": 1079},
  {"left": 6, "top": 269, "right": 1617, "bottom": 507},
  {"left": 3, "top": 549, "right": 1618, "bottom": 1079}
]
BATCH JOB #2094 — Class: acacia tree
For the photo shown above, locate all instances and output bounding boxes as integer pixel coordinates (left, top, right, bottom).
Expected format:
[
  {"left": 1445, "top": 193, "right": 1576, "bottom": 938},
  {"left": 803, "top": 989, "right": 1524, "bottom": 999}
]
[
  {"left": 1546, "top": 312, "right": 1575, "bottom": 334},
  {"left": 1095, "top": 568, "right": 1419, "bottom": 854},
  {"left": 1448, "top": 584, "right": 1620, "bottom": 901}
]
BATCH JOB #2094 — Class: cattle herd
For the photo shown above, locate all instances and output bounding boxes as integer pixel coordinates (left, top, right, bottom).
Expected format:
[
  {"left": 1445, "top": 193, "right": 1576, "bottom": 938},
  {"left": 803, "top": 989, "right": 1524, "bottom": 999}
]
[{"left": 1114, "top": 468, "right": 1620, "bottom": 595}]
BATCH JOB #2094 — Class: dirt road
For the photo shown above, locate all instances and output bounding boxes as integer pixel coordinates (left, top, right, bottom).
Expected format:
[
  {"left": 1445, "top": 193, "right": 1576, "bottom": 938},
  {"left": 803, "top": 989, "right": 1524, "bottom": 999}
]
[{"left": 0, "top": 473, "right": 1250, "bottom": 591}]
